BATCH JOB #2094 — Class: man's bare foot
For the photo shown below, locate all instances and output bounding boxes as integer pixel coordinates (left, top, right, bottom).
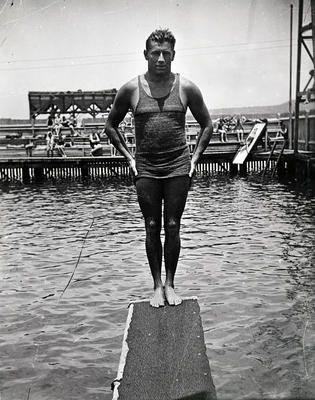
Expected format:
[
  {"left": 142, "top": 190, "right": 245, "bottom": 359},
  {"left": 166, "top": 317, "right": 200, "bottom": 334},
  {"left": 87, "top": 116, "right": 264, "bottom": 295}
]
[
  {"left": 164, "top": 285, "right": 182, "bottom": 306},
  {"left": 150, "top": 287, "right": 165, "bottom": 308}
]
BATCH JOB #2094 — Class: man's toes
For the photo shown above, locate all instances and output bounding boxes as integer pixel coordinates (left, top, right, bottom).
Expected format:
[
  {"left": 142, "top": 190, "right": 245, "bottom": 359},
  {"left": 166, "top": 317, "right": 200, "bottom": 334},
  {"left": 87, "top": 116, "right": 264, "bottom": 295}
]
[
  {"left": 165, "top": 287, "right": 182, "bottom": 306},
  {"left": 174, "top": 296, "right": 182, "bottom": 306},
  {"left": 150, "top": 298, "right": 160, "bottom": 308},
  {"left": 150, "top": 299, "right": 159, "bottom": 308},
  {"left": 150, "top": 293, "right": 165, "bottom": 308},
  {"left": 167, "top": 297, "right": 175, "bottom": 305}
]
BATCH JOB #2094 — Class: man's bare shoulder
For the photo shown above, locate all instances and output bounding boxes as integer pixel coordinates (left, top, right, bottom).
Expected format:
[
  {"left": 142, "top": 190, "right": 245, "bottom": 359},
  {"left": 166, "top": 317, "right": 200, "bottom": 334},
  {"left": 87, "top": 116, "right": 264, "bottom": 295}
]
[
  {"left": 179, "top": 75, "right": 200, "bottom": 92},
  {"left": 118, "top": 76, "right": 138, "bottom": 96},
  {"left": 114, "top": 77, "right": 139, "bottom": 110}
]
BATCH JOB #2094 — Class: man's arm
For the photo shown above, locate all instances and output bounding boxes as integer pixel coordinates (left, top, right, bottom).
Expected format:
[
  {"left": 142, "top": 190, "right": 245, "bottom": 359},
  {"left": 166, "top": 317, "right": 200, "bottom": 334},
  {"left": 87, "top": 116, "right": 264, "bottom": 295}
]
[
  {"left": 184, "top": 80, "right": 213, "bottom": 177},
  {"left": 105, "top": 83, "right": 138, "bottom": 175}
]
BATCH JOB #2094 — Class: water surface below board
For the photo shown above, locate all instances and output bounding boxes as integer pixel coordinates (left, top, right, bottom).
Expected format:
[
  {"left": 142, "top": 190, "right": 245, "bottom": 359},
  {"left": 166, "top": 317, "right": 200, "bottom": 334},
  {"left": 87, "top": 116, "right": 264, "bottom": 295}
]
[{"left": 0, "top": 175, "right": 314, "bottom": 400}]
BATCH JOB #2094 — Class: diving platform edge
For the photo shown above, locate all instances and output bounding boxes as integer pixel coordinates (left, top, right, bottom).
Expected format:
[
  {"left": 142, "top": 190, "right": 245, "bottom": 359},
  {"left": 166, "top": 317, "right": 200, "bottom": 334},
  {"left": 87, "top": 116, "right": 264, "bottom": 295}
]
[{"left": 112, "top": 298, "right": 217, "bottom": 400}]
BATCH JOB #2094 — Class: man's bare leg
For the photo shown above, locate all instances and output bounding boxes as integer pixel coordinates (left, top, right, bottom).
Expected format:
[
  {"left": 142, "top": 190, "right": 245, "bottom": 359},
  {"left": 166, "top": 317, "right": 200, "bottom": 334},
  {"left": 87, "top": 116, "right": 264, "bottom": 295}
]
[
  {"left": 163, "top": 176, "right": 190, "bottom": 306},
  {"left": 136, "top": 178, "right": 165, "bottom": 307},
  {"left": 164, "top": 217, "right": 182, "bottom": 305},
  {"left": 145, "top": 218, "right": 164, "bottom": 307}
]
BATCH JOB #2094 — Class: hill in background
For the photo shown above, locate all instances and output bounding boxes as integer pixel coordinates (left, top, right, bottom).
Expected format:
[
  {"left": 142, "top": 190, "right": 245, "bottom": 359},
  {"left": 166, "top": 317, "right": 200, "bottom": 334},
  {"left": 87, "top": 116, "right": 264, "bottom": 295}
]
[
  {"left": 209, "top": 101, "right": 292, "bottom": 118},
  {"left": 186, "top": 101, "right": 295, "bottom": 120}
]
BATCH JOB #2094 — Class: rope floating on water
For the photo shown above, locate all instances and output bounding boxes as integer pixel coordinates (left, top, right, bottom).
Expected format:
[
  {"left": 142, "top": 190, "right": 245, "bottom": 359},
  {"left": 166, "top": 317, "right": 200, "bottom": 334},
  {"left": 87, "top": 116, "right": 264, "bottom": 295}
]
[
  {"left": 59, "top": 216, "right": 95, "bottom": 300},
  {"left": 302, "top": 319, "right": 309, "bottom": 379}
]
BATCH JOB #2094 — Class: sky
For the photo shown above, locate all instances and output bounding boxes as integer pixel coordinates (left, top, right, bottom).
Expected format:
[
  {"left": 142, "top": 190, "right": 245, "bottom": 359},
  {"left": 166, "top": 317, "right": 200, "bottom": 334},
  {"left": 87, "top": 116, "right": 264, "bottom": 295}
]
[{"left": 0, "top": 0, "right": 313, "bottom": 118}]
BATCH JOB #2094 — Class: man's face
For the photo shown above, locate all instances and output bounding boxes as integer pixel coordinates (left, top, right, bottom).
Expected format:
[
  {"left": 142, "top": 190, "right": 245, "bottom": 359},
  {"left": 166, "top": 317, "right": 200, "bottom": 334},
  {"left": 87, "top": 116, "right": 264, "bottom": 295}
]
[{"left": 144, "top": 40, "right": 175, "bottom": 75}]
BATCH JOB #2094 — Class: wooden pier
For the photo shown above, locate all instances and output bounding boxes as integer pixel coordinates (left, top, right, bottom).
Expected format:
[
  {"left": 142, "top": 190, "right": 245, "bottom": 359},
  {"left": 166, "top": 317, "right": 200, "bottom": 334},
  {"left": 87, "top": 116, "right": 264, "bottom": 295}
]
[
  {"left": 0, "top": 148, "right": 313, "bottom": 182},
  {"left": 0, "top": 118, "right": 314, "bottom": 182},
  {"left": 112, "top": 298, "right": 216, "bottom": 400}
]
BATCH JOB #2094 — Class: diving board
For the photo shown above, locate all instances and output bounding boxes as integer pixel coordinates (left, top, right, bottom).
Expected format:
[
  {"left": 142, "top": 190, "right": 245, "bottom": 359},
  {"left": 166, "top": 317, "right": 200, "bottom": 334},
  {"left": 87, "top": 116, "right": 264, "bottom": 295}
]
[
  {"left": 112, "top": 298, "right": 217, "bottom": 400},
  {"left": 232, "top": 122, "right": 267, "bottom": 164}
]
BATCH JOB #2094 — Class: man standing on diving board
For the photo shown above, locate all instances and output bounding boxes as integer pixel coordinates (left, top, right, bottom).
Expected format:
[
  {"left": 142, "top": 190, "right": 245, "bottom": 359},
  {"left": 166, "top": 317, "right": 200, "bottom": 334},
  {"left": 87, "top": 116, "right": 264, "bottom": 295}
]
[{"left": 105, "top": 29, "right": 213, "bottom": 307}]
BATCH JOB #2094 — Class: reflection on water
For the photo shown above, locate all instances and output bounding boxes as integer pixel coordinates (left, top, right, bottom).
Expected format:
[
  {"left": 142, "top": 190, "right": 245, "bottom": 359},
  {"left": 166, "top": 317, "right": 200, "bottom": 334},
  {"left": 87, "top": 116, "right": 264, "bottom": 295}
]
[{"left": 0, "top": 176, "right": 314, "bottom": 400}]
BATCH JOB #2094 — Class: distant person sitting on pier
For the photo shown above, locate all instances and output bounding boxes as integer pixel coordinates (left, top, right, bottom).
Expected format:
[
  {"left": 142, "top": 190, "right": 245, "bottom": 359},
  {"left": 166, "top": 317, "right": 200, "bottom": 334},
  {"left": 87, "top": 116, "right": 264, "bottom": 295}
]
[
  {"left": 54, "top": 113, "right": 63, "bottom": 136},
  {"left": 218, "top": 118, "right": 228, "bottom": 142},
  {"left": 119, "top": 120, "right": 126, "bottom": 133},
  {"left": 74, "top": 115, "right": 82, "bottom": 130},
  {"left": 47, "top": 114, "right": 54, "bottom": 133},
  {"left": 55, "top": 131, "right": 66, "bottom": 157},
  {"left": 25, "top": 137, "right": 35, "bottom": 157},
  {"left": 46, "top": 130, "right": 55, "bottom": 156},
  {"left": 61, "top": 115, "right": 78, "bottom": 138},
  {"left": 105, "top": 28, "right": 213, "bottom": 307},
  {"left": 277, "top": 121, "right": 288, "bottom": 142},
  {"left": 69, "top": 114, "right": 80, "bottom": 137},
  {"left": 233, "top": 115, "right": 244, "bottom": 143},
  {"left": 212, "top": 118, "right": 219, "bottom": 134},
  {"left": 60, "top": 116, "right": 71, "bottom": 146},
  {"left": 89, "top": 131, "right": 103, "bottom": 156},
  {"left": 61, "top": 115, "right": 70, "bottom": 128}
]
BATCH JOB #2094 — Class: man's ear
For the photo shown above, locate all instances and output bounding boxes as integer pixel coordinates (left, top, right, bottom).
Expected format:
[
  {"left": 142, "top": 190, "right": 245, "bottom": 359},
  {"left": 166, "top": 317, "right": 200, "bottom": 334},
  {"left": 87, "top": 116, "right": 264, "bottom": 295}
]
[
  {"left": 144, "top": 49, "right": 148, "bottom": 60},
  {"left": 171, "top": 50, "right": 175, "bottom": 61}
]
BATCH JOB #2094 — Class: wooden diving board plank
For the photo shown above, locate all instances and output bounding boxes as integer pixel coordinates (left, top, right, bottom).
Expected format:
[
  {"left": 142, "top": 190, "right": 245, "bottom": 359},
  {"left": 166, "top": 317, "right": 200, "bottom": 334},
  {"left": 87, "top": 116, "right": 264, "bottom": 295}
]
[
  {"left": 112, "top": 298, "right": 217, "bottom": 400},
  {"left": 232, "top": 122, "right": 267, "bottom": 164}
]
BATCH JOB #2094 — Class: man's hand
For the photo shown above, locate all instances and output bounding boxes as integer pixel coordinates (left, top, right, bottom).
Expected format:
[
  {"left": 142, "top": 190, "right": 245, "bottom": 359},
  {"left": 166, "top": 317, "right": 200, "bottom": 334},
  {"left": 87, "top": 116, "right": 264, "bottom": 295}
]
[
  {"left": 128, "top": 157, "right": 138, "bottom": 177},
  {"left": 189, "top": 159, "right": 197, "bottom": 178}
]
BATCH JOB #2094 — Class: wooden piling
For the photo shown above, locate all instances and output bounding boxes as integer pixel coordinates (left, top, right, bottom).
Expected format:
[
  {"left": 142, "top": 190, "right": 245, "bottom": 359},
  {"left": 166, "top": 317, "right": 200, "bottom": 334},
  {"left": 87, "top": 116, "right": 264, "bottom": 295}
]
[
  {"left": 34, "top": 167, "right": 44, "bottom": 182},
  {"left": 81, "top": 165, "right": 89, "bottom": 179},
  {"left": 229, "top": 162, "right": 238, "bottom": 176},
  {"left": 239, "top": 163, "right": 247, "bottom": 176},
  {"left": 22, "top": 166, "right": 30, "bottom": 183}
]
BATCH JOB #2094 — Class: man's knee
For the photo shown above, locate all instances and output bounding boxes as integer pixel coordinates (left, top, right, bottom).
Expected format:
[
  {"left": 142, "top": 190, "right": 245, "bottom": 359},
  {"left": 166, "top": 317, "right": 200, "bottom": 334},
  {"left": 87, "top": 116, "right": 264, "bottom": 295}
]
[
  {"left": 145, "top": 218, "right": 161, "bottom": 235},
  {"left": 165, "top": 218, "right": 180, "bottom": 236}
]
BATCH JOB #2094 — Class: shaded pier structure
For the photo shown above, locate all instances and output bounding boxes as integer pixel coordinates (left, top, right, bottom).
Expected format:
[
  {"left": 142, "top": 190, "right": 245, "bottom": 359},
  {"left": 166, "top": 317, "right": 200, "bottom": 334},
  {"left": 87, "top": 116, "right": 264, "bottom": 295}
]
[
  {"left": 287, "top": 0, "right": 315, "bottom": 176},
  {"left": 112, "top": 298, "right": 216, "bottom": 400},
  {"left": 293, "top": 0, "right": 315, "bottom": 153},
  {"left": 0, "top": 149, "right": 305, "bottom": 183},
  {"left": 0, "top": 137, "right": 312, "bottom": 182},
  {"left": 28, "top": 89, "right": 117, "bottom": 119}
]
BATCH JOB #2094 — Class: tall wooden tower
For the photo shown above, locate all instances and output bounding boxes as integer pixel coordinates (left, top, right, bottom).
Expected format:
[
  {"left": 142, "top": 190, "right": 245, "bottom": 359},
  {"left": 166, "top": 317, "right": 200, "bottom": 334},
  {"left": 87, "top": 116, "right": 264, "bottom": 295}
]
[{"left": 294, "top": 0, "right": 315, "bottom": 152}]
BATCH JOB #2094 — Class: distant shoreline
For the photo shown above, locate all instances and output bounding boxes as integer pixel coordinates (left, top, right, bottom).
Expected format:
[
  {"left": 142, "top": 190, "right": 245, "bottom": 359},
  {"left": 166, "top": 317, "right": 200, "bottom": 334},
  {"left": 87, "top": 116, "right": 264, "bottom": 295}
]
[{"left": 1, "top": 100, "right": 313, "bottom": 125}]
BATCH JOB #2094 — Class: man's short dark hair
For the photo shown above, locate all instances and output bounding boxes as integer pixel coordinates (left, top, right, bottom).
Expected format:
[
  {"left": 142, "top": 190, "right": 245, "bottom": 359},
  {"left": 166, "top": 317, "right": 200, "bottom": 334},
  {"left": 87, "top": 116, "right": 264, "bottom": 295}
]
[{"left": 145, "top": 29, "right": 176, "bottom": 51}]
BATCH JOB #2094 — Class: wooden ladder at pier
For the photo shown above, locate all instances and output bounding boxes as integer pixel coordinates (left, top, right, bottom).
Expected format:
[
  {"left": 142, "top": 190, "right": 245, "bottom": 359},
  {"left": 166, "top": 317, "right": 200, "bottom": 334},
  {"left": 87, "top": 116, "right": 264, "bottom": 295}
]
[
  {"left": 112, "top": 298, "right": 217, "bottom": 400},
  {"left": 262, "top": 139, "right": 286, "bottom": 179}
]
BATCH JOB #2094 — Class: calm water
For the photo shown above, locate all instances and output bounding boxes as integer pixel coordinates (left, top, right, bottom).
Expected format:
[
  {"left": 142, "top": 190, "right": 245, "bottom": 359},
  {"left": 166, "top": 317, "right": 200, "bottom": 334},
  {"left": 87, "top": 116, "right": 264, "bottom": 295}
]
[{"left": 0, "top": 175, "right": 315, "bottom": 400}]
